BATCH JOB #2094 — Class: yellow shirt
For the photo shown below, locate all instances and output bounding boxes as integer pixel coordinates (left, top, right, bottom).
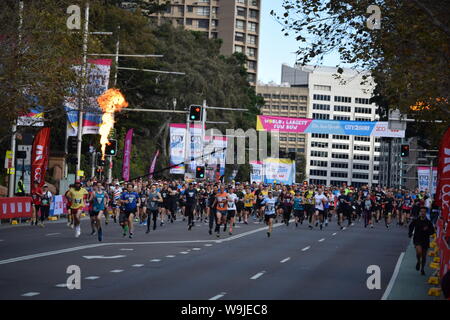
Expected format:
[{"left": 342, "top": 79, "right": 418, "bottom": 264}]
[
  {"left": 68, "top": 188, "right": 89, "bottom": 209},
  {"left": 244, "top": 193, "right": 255, "bottom": 207}
]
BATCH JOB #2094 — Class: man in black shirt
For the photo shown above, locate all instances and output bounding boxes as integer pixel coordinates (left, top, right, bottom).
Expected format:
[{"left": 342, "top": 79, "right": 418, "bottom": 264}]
[
  {"left": 184, "top": 183, "right": 198, "bottom": 230},
  {"left": 337, "top": 189, "right": 351, "bottom": 229},
  {"left": 408, "top": 207, "right": 436, "bottom": 275}
]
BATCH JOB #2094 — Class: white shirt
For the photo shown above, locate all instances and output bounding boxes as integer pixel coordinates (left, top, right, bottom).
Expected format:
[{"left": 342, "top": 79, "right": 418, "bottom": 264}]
[
  {"left": 227, "top": 193, "right": 238, "bottom": 211},
  {"left": 314, "top": 194, "right": 328, "bottom": 211}
]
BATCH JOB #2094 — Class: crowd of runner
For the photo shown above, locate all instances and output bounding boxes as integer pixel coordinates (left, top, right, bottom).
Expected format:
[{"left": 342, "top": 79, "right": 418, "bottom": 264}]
[{"left": 29, "top": 178, "right": 439, "bottom": 243}]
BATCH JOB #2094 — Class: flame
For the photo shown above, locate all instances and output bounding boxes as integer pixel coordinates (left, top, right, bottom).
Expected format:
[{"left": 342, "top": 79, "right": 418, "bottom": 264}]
[{"left": 97, "top": 88, "right": 128, "bottom": 160}]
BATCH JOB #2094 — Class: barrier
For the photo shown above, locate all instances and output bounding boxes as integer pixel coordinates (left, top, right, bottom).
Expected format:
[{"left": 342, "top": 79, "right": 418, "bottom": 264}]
[{"left": 0, "top": 197, "right": 33, "bottom": 219}]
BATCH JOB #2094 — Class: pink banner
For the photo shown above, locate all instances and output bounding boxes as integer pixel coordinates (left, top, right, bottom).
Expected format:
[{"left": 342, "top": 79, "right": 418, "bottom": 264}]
[
  {"left": 122, "top": 129, "right": 133, "bottom": 181},
  {"left": 257, "top": 115, "right": 312, "bottom": 133},
  {"left": 149, "top": 149, "right": 160, "bottom": 178}
]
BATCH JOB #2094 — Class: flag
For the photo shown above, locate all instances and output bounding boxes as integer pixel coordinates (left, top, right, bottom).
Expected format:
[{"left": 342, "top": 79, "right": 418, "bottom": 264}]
[
  {"left": 122, "top": 129, "right": 133, "bottom": 181},
  {"left": 31, "top": 127, "right": 50, "bottom": 193},
  {"left": 149, "top": 150, "right": 160, "bottom": 179},
  {"left": 435, "top": 126, "right": 450, "bottom": 221}
]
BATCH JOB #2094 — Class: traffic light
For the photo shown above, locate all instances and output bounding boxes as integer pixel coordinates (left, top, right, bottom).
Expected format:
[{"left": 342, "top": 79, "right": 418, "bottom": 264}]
[
  {"left": 97, "top": 157, "right": 106, "bottom": 167},
  {"left": 105, "top": 139, "right": 118, "bottom": 157},
  {"left": 196, "top": 166, "right": 205, "bottom": 179},
  {"left": 189, "top": 105, "right": 202, "bottom": 121},
  {"left": 68, "top": 136, "right": 77, "bottom": 154},
  {"left": 401, "top": 144, "right": 410, "bottom": 157}
]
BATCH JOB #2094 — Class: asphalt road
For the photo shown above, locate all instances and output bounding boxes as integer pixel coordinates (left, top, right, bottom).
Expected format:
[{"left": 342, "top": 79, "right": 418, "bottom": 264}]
[{"left": 0, "top": 214, "right": 410, "bottom": 300}]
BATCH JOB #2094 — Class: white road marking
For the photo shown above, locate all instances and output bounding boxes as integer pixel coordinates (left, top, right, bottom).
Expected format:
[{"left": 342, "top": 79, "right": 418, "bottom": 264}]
[
  {"left": 132, "top": 264, "right": 144, "bottom": 267},
  {"left": 0, "top": 240, "right": 4, "bottom": 242},
  {"left": 204, "top": 244, "right": 212, "bottom": 247},
  {"left": 250, "top": 271, "right": 266, "bottom": 280},
  {"left": 342, "top": 227, "right": 347, "bottom": 230},
  {"left": 55, "top": 283, "right": 67, "bottom": 288},
  {"left": 85, "top": 276, "right": 99, "bottom": 280},
  {"left": 209, "top": 292, "right": 226, "bottom": 300},
  {"left": 120, "top": 248, "right": 134, "bottom": 251},
  {"left": 301, "top": 246, "right": 311, "bottom": 251},
  {"left": 150, "top": 259, "right": 161, "bottom": 262},
  {"left": 332, "top": 232, "right": 337, "bottom": 236},
  {"left": 110, "top": 269, "right": 124, "bottom": 273},
  {"left": 22, "top": 292, "right": 40, "bottom": 297},
  {"left": 165, "top": 255, "right": 175, "bottom": 258},
  {"left": 192, "top": 248, "right": 201, "bottom": 251},
  {"left": 381, "top": 252, "right": 405, "bottom": 300},
  {"left": 280, "top": 257, "right": 291, "bottom": 263},
  {"left": 83, "top": 255, "right": 126, "bottom": 260},
  {"left": 45, "top": 233, "right": 61, "bottom": 236},
  {"left": 318, "top": 238, "right": 325, "bottom": 242},
  {"left": 179, "top": 251, "right": 189, "bottom": 254}
]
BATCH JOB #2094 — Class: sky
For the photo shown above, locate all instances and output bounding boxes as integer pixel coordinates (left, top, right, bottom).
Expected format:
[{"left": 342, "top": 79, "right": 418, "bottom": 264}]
[{"left": 258, "top": 1, "right": 342, "bottom": 84}]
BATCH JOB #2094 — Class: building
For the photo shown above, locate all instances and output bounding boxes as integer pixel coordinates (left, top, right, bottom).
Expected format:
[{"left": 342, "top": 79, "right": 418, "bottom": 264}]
[
  {"left": 281, "top": 64, "right": 381, "bottom": 187},
  {"left": 256, "top": 84, "right": 309, "bottom": 155},
  {"left": 145, "top": 0, "right": 261, "bottom": 84}
]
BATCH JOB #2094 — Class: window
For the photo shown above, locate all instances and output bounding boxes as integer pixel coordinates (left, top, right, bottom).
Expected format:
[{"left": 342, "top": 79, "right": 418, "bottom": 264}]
[
  {"left": 310, "top": 160, "right": 328, "bottom": 167},
  {"left": 234, "top": 45, "right": 243, "bottom": 53},
  {"left": 373, "top": 175, "right": 379, "bottom": 181},
  {"left": 298, "top": 137, "right": 305, "bottom": 142},
  {"left": 331, "top": 171, "right": 348, "bottom": 178},
  {"left": 279, "top": 137, "right": 287, "bottom": 141},
  {"left": 237, "top": 0, "right": 246, "bottom": 3},
  {"left": 288, "top": 137, "right": 296, "bottom": 142},
  {"left": 289, "top": 106, "right": 297, "bottom": 110},
  {"left": 312, "top": 113, "right": 330, "bottom": 120},
  {"left": 311, "top": 133, "right": 329, "bottom": 139},
  {"left": 235, "top": 32, "right": 245, "bottom": 42},
  {"left": 297, "top": 147, "right": 305, "bottom": 152},
  {"left": 248, "top": 22, "right": 257, "bottom": 32},
  {"left": 313, "top": 103, "right": 330, "bottom": 111},
  {"left": 355, "top": 117, "right": 372, "bottom": 122},
  {"left": 330, "top": 180, "right": 347, "bottom": 186},
  {"left": 263, "top": 94, "right": 271, "bottom": 98},
  {"left": 247, "top": 34, "right": 257, "bottom": 45},
  {"left": 198, "top": 19, "right": 209, "bottom": 28},
  {"left": 246, "top": 47, "right": 256, "bottom": 57},
  {"left": 186, "top": 18, "right": 193, "bottom": 25},
  {"left": 248, "top": 74, "right": 256, "bottom": 83},
  {"left": 313, "top": 84, "right": 331, "bottom": 91},
  {"left": 334, "top": 96, "right": 351, "bottom": 103},
  {"left": 332, "top": 143, "right": 349, "bottom": 150},
  {"left": 353, "top": 164, "right": 369, "bottom": 170},
  {"left": 355, "top": 107, "right": 372, "bottom": 114},
  {"left": 331, "top": 162, "right": 348, "bottom": 169},
  {"left": 333, "top": 115, "right": 350, "bottom": 121},
  {"left": 374, "top": 156, "right": 380, "bottom": 162},
  {"left": 197, "top": 7, "right": 210, "bottom": 16},
  {"left": 353, "top": 173, "right": 369, "bottom": 180},
  {"left": 271, "top": 105, "right": 279, "bottom": 109},
  {"left": 237, "top": 7, "right": 246, "bottom": 17},
  {"left": 311, "top": 151, "right": 328, "bottom": 157},
  {"left": 211, "top": 19, "right": 219, "bottom": 28},
  {"left": 374, "top": 165, "right": 380, "bottom": 171},
  {"left": 236, "top": 20, "right": 245, "bottom": 30},
  {"left": 355, "top": 97, "right": 371, "bottom": 104},
  {"left": 310, "top": 179, "right": 327, "bottom": 185},
  {"left": 310, "top": 170, "right": 328, "bottom": 177},
  {"left": 374, "top": 137, "right": 381, "bottom": 143},
  {"left": 299, "top": 96, "right": 307, "bottom": 101},
  {"left": 281, "top": 95, "right": 289, "bottom": 100},
  {"left": 311, "top": 141, "right": 328, "bottom": 148},
  {"left": 313, "top": 94, "right": 331, "bottom": 101},
  {"left": 332, "top": 153, "right": 349, "bottom": 159},
  {"left": 334, "top": 105, "right": 351, "bottom": 112},
  {"left": 249, "top": 9, "right": 258, "bottom": 19},
  {"left": 354, "top": 145, "right": 370, "bottom": 151},
  {"left": 354, "top": 136, "right": 370, "bottom": 142},
  {"left": 247, "top": 61, "right": 257, "bottom": 70},
  {"left": 187, "top": 6, "right": 194, "bottom": 12},
  {"left": 374, "top": 147, "right": 381, "bottom": 152},
  {"left": 332, "top": 135, "right": 350, "bottom": 140},
  {"left": 354, "top": 154, "right": 370, "bottom": 161}
]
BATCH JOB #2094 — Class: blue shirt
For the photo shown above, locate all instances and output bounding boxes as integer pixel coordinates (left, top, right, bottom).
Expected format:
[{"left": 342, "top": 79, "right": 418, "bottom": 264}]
[
  {"left": 293, "top": 197, "right": 303, "bottom": 210},
  {"left": 93, "top": 191, "right": 106, "bottom": 212},
  {"left": 121, "top": 191, "right": 139, "bottom": 211},
  {"left": 261, "top": 197, "right": 276, "bottom": 215}
]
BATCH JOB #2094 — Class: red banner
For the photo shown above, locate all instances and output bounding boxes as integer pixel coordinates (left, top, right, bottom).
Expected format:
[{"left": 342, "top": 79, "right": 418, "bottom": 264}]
[
  {"left": 31, "top": 127, "right": 50, "bottom": 194},
  {"left": 122, "top": 128, "right": 133, "bottom": 181},
  {"left": 434, "top": 126, "right": 450, "bottom": 215},
  {"left": 0, "top": 197, "right": 33, "bottom": 219}
]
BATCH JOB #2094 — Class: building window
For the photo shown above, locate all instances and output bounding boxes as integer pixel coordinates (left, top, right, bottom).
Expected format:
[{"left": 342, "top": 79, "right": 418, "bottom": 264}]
[
  {"left": 313, "top": 84, "right": 331, "bottom": 91},
  {"left": 234, "top": 45, "right": 244, "bottom": 53},
  {"left": 235, "top": 32, "right": 245, "bottom": 42},
  {"left": 354, "top": 136, "right": 370, "bottom": 142},
  {"left": 280, "top": 137, "right": 287, "bottom": 141},
  {"left": 281, "top": 94, "right": 289, "bottom": 100},
  {"left": 186, "top": 18, "right": 193, "bottom": 25},
  {"left": 353, "top": 173, "right": 369, "bottom": 180},
  {"left": 187, "top": 6, "right": 194, "bottom": 12},
  {"left": 353, "top": 163, "right": 369, "bottom": 170},
  {"left": 247, "top": 60, "right": 257, "bottom": 70},
  {"left": 310, "top": 160, "right": 328, "bottom": 167},
  {"left": 236, "top": 20, "right": 245, "bottom": 30},
  {"left": 311, "top": 151, "right": 328, "bottom": 157},
  {"left": 298, "top": 137, "right": 305, "bottom": 142},
  {"left": 312, "top": 113, "right": 330, "bottom": 120},
  {"left": 332, "top": 153, "right": 349, "bottom": 159},
  {"left": 331, "top": 162, "right": 348, "bottom": 168},
  {"left": 354, "top": 154, "right": 370, "bottom": 161},
  {"left": 354, "top": 145, "right": 370, "bottom": 151},
  {"left": 355, "top": 107, "right": 372, "bottom": 114},
  {"left": 332, "top": 135, "right": 350, "bottom": 140},
  {"left": 197, "top": 7, "right": 210, "bottom": 16},
  {"left": 288, "top": 148, "right": 296, "bottom": 152},
  {"left": 297, "top": 148, "right": 305, "bottom": 152},
  {"left": 248, "top": 74, "right": 256, "bottom": 83},
  {"left": 355, "top": 117, "right": 372, "bottom": 122},
  {"left": 374, "top": 165, "right": 380, "bottom": 171},
  {"left": 288, "top": 137, "right": 296, "bottom": 142},
  {"left": 311, "top": 141, "right": 328, "bottom": 148},
  {"left": 313, "top": 94, "right": 331, "bottom": 101},
  {"left": 331, "top": 171, "right": 348, "bottom": 178},
  {"left": 374, "top": 156, "right": 380, "bottom": 162},
  {"left": 355, "top": 97, "right": 371, "bottom": 104},
  {"left": 247, "top": 34, "right": 257, "bottom": 45},
  {"left": 246, "top": 47, "right": 256, "bottom": 57},
  {"left": 313, "top": 103, "right": 330, "bottom": 111},
  {"left": 237, "top": 7, "right": 246, "bottom": 17},
  {"left": 248, "top": 22, "right": 257, "bottom": 32},
  {"left": 249, "top": 9, "right": 258, "bottom": 19},
  {"left": 330, "top": 180, "right": 348, "bottom": 186},
  {"left": 198, "top": 19, "right": 209, "bottom": 28},
  {"left": 310, "top": 170, "right": 328, "bottom": 177},
  {"left": 311, "top": 133, "right": 329, "bottom": 139},
  {"left": 334, "top": 96, "right": 351, "bottom": 103},
  {"left": 373, "top": 175, "right": 379, "bottom": 181},
  {"left": 334, "top": 105, "right": 351, "bottom": 112},
  {"left": 310, "top": 179, "right": 327, "bottom": 185},
  {"left": 332, "top": 143, "right": 349, "bottom": 150},
  {"left": 333, "top": 115, "right": 351, "bottom": 121},
  {"left": 237, "top": 0, "right": 246, "bottom": 3}
]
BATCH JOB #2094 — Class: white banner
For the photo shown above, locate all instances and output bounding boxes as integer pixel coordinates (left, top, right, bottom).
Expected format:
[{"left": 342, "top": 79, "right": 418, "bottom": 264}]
[
  {"left": 50, "top": 195, "right": 64, "bottom": 216},
  {"left": 417, "top": 166, "right": 437, "bottom": 194},
  {"left": 263, "top": 158, "right": 295, "bottom": 185},
  {"left": 250, "top": 161, "right": 264, "bottom": 184},
  {"left": 169, "top": 124, "right": 187, "bottom": 174}
]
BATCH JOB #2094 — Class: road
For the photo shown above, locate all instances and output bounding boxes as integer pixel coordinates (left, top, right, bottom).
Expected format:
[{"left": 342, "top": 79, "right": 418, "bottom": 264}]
[{"left": 0, "top": 215, "right": 410, "bottom": 300}]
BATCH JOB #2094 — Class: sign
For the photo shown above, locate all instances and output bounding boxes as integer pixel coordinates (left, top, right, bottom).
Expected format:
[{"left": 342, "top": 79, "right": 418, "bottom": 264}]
[
  {"left": 50, "top": 195, "right": 65, "bottom": 216},
  {"left": 417, "top": 167, "right": 437, "bottom": 194},
  {"left": 122, "top": 129, "right": 133, "bottom": 181},
  {"left": 4, "top": 150, "right": 12, "bottom": 170},
  {"left": 0, "top": 197, "right": 33, "bottom": 219},
  {"left": 256, "top": 115, "right": 405, "bottom": 137},
  {"left": 263, "top": 158, "right": 295, "bottom": 185},
  {"left": 250, "top": 161, "right": 263, "bottom": 184},
  {"left": 169, "top": 124, "right": 187, "bottom": 174},
  {"left": 77, "top": 170, "right": 84, "bottom": 177},
  {"left": 31, "top": 128, "right": 50, "bottom": 193}
]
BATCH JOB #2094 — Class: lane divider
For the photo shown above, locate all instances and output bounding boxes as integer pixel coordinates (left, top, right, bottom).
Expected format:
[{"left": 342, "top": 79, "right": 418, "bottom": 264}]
[
  {"left": 318, "top": 238, "right": 325, "bottom": 242},
  {"left": 22, "top": 292, "right": 40, "bottom": 297},
  {"left": 110, "top": 269, "right": 124, "bottom": 273},
  {"left": 85, "top": 276, "right": 99, "bottom": 280},
  {"left": 280, "top": 257, "right": 290, "bottom": 263},
  {"left": 381, "top": 252, "right": 405, "bottom": 300},
  {"left": 250, "top": 271, "right": 266, "bottom": 280},
  {"left": 301, "top": 246, "right": 310, "bottom": 252},
  {"left": 209, "top": 292, "right": 226, "bottom": 300}
]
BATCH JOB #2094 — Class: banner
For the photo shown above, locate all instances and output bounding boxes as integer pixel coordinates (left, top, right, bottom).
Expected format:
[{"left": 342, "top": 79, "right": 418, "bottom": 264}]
[
  {"left": 417, "top": 166, "right": 437, "bottom": 194},
  {"left": 256, "top": 115, "right": 405, "bottom": 137},
  {"left": 149, "top": 149, "right": 160, "bottom": 179},
  {"left": 250, "top": 161, "right": 263, "bottom": 184},
  {"left": 263, "top": 158, "right": 295, "bottom": 185},
  {"left": 188, "top": 124, "right": 204, "bottom": 172},
  {"left": 49, "top": 195, "right": 65, "bottom": 216},
  {"left": 65, "top": 59, "right": 112, "bottom": 136},
  {"left": 169, "top": 124, "right": 187, "bottom": 174},
  {"left": 204, "top": 136, "right": 227, "bottom": 178},
  {"left": 0, "top": 197, "right": 33, "bottom": 219},
  {"left": 122, "top": 129, "right": 133, "bottom": 181},
  {"left": 31, "top": 127, "right": 50, "bottom": 194},
  {"left": 435, "top": 126, "right": 450, "bottom": 220}
]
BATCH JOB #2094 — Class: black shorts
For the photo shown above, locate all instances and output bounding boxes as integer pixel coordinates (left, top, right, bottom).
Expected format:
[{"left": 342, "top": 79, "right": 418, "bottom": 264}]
[
  {"left": 236, "top": 202, "right": 244, "bottom": 212},
  {"left": 264, "top": 214, "right": 276, "bottom": 222},
  {"left": 34, "top": 204, "right": 41, "bottom": 212},
  {"left": 244, "top": 206, "right": 253, "bottom": 212},
  {"left": 315, "top": 209, "right": 325, "bottom": 216},
  {"left": 293, "top": 209, "right": 304, "bottom": 217},
  {"left": 227, "top": 210, "right": 236, "bottom": 218},
  {"left": 89, "top": 210, "right": 103, "bottom": 217},
  {"left": 413, "top": 241, "right": 429, "bottom": 250}
]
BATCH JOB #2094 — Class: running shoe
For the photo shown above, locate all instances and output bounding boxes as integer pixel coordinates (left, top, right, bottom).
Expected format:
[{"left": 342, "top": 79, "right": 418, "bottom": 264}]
[
  {"left": 75, "top": 226, "right": 81, "bottom": 238},
  {"left": 244, "top": 221, "right": 248, "bottom": 225},
  {"left": 146, "top": 229, "right": 150, "bottom": 234},
  {"left": 295, "top": 222, "right": 298, "bottom": 227},
  {"left": 315, "top": 222, "right": 319, "bottom": 227},
  {"left": 216, "top": 233, "right": 220, "bottom": 238},
  {"left": 188, "top": 224, "right": 192, "bottom": 231},
  {"left": 320, "top": 223, "right": 323, "bottom": 230},
  {"left": 267, "top": 232, "right": 271, "bottom": 238},
  {"left": 308, "top": 225, "right": 313, "bottom": 230},
  {"left": 208, "top": 229, "right": 212, "bottom": 235},
  {"left": 229, "top": 232, "right": 232, "bottom": 236},
  {"left": 421, "top": 269, "right": 425, "bottom": 275},
  {"left": 129, "top": 233, "right": 133, "bottom": 239}
]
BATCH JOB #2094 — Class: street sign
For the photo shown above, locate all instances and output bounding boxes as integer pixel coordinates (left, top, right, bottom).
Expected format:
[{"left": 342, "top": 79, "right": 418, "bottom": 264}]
[{"left": 77, "top": 170, "right": 84, "bottom": 177}]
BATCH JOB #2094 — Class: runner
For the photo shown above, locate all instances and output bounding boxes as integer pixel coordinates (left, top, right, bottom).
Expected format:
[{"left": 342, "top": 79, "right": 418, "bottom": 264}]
[
  {"left": 89, "top": 182, "right": 108, "bottom": 241},
  {"left": 226, "top": 186, "right": 238, "bottom": 235},
  {"left": 362, "top": 194, "right": 375, "bottom": 228},
  {"left": 39, "top": 184, "right": 53, "bottom": 227},
  {"left": 66, "top": 181, "right": 89, "bottom": 238},
  {"left": 184, "top": 183, "right": 198, "bottom": 230},
  {"left": 31, "top": 181, "right": 42, "bottom": 226},
  {"left": 311, "top": 188, "right": 328, "bottom": 230},
  {"left": 243, "top": 186, "right": 254, "bottom": 225},
  {"left": 213, "top": 185, "right": 228, "bottom": 238},
  {"left": 120, "top": 183, "right": 140, "bottom": 239},
  {"left": 304, "top": 186, "right": 315, "bottom": 226},
  {"left": 146, "top": 183, "right": 163, "bottom": 233},
  {"left": 207, "top": 185, "right": 218, "bottom": 235},
  {"left": 260, "top": 191, "right": 277, "bottom": 237},
  {"left": 293, "top": 190, "right": 305, "bottom": 227}
]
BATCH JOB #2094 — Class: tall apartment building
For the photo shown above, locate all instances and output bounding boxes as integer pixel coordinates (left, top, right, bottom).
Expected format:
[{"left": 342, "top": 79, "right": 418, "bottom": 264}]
[
  {"left": 146, "top": 0, "right": 261, "bottom": 84},
  {"left": 281, "top": 65, "right": 381, "bottom": 187},
  {"left": 256, "top": 84, "right": 309, "bottom": 155}
]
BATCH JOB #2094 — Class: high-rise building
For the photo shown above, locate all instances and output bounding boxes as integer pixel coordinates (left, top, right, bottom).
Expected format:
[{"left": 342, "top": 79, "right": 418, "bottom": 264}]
[
  {"left": 281, "top": 64, "right": 381, "bottom": 187},
  {"left": 256, "top": 84, "right": 309, "bottom": 155},
  {"left": 145, "top": 0, "right": 261, "bottom": 85}
]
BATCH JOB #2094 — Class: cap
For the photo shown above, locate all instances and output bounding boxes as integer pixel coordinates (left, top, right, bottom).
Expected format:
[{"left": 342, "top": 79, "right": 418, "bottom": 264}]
[
  {"left": 75, "top": 180, "right": 81, "bottom": 184},
  {"left": 43, "top": 184, "right": 48, "bottom": 187}
]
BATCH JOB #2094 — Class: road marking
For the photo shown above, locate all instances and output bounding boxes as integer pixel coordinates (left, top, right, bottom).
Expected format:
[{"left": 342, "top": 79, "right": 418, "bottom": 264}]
[
  {"left": 110, "top": 269, "right": 124, "bottom": 273},
  {"left": 150, "top": 259, "right": 161, "bottom": 262},
  {"left": 204, "top": 244, "right": 212, "bottom": 247},
  {"left": 179, "top": 251, "right": 189, "bottom": 254},
  {"left": 120, "top": 248, "right": 134, "bottom": 251},
  {"left": 165, "top": 255, "right": 175, "bottom": 258},
  {"left": 209, "top": 292, "right": 226, "bottom": 300},
  {"left": 132, "top": 264, "right": 144, "bottom": 267},
  {"left": 381, "top": 252, "right": 405, "bottom": 300},
  {"left": 45, "top": 233, "right": 61, "bottom": 236},
  {"left": 250, "top": 271, "right": 265, "bottom": 280},
  {"left": 342, "top": 227, "right": 347, "bottom": 230},
  {"left": 318, "top": 238, "right": 325, "bottom": 242},
  {"left": 192, "top": 248, "right": 201, "bottom": 251},
  {"left": 55, "top": 283, "right": 67, "bottom": 288},
  {"left": 83, "top": 255, "right": 126, "bottom": 260},
  {"left": 332, "top": 232, "right": 337, "bottom": 236},
  {"left": 85, "top": 276, "right": 99, "bottom": 280},
  {"left": 22, "top": 292, "right": 40, "bottom": 297},
  {"left": 280, "top": 257, "right": 291, "bottom": 263},
  {"left": 301, "top": 246, "right": 310, "bottom": 251}
]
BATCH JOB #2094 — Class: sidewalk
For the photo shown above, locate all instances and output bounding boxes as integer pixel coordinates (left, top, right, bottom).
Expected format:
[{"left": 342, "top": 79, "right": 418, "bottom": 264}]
[{"left": 387, "top": 239, "right": 443, "bottom": 300}]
